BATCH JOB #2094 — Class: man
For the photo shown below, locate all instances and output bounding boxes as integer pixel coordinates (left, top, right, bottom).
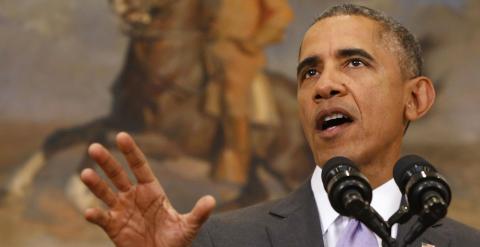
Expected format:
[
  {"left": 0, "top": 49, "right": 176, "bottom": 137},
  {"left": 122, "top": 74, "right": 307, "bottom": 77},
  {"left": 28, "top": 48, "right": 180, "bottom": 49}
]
[
  {"left": 205, "top": 0, "right": 293, "bottom": 185},
  {"left": 80, "top": 4, "right": 480, "bottom": 247}
]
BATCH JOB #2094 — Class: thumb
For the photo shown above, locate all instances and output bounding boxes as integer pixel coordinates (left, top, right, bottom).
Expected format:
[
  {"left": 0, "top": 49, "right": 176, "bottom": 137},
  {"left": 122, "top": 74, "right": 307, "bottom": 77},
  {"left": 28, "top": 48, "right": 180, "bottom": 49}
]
[{"left": 186, "top": 195, "right": 216, "bottom": 227}]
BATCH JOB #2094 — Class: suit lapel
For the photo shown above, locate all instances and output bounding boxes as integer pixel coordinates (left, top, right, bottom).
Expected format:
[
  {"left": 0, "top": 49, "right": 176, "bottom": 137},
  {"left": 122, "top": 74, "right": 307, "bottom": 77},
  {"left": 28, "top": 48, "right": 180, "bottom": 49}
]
[
  {"left": 397, "top": 217, "right": 450, "bottom": 247},
  {"left": 266, "top": 181, "right": 324, "bottom": 247},
  {"left": 265, "top": 179, "right": 453, "bottom": 247}
]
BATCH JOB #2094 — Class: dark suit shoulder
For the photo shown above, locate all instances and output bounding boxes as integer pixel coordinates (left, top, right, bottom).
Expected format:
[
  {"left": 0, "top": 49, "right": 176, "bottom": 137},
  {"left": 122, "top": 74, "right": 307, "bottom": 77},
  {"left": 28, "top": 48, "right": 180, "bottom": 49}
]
[
  {"left": 193, "top": 181, "right": 320, "bottom": 247},
  {"left": 440, "top": 217, "right": 480, "bottom": 245},
  {"left": 205, "top": 199, "right": 283, "bottom": 234},
  {"left": 194, "top": 200, "right": 281, "bottom": 247},
  {"left": 210, "top": 199, "right": 281, "bottom": 224}
]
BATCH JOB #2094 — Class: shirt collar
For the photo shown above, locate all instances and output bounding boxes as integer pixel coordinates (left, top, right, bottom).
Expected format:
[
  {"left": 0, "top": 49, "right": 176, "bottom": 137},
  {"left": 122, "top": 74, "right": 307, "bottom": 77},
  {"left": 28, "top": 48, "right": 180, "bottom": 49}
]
[{"left": 311, "top": 165, "right": 402, "bottom": 234}]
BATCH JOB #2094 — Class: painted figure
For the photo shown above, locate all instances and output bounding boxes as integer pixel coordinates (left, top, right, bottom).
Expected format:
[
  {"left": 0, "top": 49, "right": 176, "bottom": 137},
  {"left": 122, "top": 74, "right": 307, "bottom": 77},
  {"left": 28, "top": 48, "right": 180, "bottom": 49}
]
[{"left": 205, "top": 0, "right": 293, "bottom": 185}]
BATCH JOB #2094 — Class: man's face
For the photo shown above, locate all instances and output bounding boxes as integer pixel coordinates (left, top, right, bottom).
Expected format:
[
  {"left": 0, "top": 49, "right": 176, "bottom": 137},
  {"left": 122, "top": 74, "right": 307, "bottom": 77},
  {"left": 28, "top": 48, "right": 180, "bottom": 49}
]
[{"left": 297, "top": 15, "right": 409, "bottom": 168}]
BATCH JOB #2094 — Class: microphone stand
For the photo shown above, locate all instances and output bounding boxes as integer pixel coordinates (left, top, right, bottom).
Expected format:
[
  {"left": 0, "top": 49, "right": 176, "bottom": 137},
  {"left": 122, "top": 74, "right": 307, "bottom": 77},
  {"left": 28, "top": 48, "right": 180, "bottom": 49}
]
[
  {"left": 343, "top": 191, "right": 397, "bottom": 247},
  {"left": 387, "top": 190, "right": 449, "bottom": 246},
  {"left": 398, "top": 194, "right": 448, "bottom": 247},
  {"left": 385, "top": 201, "right": 412, "bottom": 247}
]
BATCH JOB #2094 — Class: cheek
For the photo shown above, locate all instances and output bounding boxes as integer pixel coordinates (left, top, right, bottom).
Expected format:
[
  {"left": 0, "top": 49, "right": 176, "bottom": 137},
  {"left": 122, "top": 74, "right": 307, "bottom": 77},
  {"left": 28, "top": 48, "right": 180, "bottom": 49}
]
[
  {"left": 297, "top": 92, "right": 311, "bottom": 121},
  {"left": 297, "top": 97, "right": 316, "bottom": 139},
  {"left": 298, "top": 102, "right": 312, "bottom": 130},
  {"left": 362, "top": 90, "right": 405, "bottom": 136},
  {"left": 354, "top": 81, "right": 401, "bottom": 119}
]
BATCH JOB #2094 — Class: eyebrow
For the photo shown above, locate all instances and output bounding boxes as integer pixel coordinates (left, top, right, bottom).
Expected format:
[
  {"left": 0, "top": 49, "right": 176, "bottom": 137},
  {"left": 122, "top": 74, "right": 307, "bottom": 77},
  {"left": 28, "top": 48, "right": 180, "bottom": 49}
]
[
  {"left": 336, "top": 48, "right": 375, "bottom": 61},
  {"left": 296, "top": 56, "right": 320, "bottom": 78},
  {"left": 296, "top": 48, "right": 376, "bottom": 78}
]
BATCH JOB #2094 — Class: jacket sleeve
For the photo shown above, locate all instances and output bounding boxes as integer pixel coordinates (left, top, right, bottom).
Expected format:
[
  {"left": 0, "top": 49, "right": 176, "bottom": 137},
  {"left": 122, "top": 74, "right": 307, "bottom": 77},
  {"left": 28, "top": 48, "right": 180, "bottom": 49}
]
[{"left": 192, "top": 219, "right": 215, "bottom": 247}]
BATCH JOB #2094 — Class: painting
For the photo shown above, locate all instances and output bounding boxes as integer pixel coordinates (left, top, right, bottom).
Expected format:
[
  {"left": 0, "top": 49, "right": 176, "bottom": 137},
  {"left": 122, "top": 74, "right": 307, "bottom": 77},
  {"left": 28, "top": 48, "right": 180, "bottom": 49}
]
[{"left": 0, "top": 0, "right": 479, "bottom": 245}]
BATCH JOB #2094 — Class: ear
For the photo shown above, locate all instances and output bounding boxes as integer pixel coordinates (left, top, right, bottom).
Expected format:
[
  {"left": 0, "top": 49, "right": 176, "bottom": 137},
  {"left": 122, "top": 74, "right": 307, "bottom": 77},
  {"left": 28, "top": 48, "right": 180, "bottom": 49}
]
[{"left": 404, "top": 76, "right": 436, "bottom": 121}]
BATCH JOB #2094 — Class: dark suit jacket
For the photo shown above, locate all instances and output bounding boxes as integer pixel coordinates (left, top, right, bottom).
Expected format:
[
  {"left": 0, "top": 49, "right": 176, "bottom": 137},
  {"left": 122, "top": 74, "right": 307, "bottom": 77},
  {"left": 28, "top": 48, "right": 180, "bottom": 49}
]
[{"left": 192, "top": 181, "right": 480, "bottom": 247}]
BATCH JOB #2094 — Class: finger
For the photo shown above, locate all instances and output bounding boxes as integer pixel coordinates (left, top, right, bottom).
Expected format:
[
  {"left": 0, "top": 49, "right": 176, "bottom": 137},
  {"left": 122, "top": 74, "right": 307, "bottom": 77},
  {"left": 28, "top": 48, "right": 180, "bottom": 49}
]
[
  {"left": 88, "top": 143, "right": 132, "bottom": 192},
  {"left": 85, "top": 207, "right": 110, "bottom": 230},
  {"left": 81, "top": 168, "right": 118, "bottom": 208},
  {"left": 116, "top": 132, "right": 156, "bottom": 184},
  {"left": 186, "top": 195, "right": 216, "bottom": 227}
]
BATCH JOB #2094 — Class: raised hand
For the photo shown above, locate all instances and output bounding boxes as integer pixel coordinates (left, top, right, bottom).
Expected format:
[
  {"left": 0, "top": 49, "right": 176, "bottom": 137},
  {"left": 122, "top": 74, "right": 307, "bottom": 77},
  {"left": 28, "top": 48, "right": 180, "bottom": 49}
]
[{"left": 80, "top": 132, "right": 216, "bottom": 247}]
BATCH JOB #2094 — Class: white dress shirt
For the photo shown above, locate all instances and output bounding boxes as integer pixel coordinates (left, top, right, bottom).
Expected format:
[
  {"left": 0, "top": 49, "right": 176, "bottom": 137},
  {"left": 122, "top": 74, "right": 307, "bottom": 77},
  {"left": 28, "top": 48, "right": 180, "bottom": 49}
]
[{"left": 311, "top": 166, "right": 402, "bottom": 247}]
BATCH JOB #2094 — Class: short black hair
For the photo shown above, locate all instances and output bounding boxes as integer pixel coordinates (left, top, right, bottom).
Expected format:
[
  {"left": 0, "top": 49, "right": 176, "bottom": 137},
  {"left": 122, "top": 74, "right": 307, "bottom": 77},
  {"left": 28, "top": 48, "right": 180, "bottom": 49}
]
[{"left": 309, "top": 4, "right": 423, "bottom": 78}]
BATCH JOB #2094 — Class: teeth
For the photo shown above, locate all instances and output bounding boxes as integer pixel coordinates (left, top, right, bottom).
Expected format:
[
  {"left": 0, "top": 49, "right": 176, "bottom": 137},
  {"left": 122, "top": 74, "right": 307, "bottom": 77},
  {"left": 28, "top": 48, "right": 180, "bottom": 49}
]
[{"left": 324, "top": 113, "right": 346, "bottom": 122}]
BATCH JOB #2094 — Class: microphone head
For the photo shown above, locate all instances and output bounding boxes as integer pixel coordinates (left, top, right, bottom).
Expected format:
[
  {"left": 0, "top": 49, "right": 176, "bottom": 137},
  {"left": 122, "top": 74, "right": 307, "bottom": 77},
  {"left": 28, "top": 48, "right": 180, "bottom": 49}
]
[
  {"left": 393, "top": 154, "right": 436, "bottom": 194},
  {"left": 321, "top": 156, "right": 357, "bottom": 187},
  {"left": 393, "top": 154, "right": 451, "bottom": 215},
  {"left": 321, "top": 156, "right": 372, "bottom": 216}
]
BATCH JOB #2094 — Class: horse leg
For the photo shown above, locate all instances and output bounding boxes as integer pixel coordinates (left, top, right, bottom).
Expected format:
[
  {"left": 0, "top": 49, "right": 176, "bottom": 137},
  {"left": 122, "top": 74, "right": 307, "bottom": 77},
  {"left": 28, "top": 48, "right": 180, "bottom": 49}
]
[
  {"left": 256, "top": 156, "right": 293, "bottom": 192},
  {"left": 65, "top": 131, "right": 114, "bottom": 211},
  {"left": 5, "top": 151, "right": 46, "bottom": 201},
  {"left": 4, "top": 118, "right": 110, "bottom": 202},
  {"left": 219, "top": 158, "right": 268, "bottom": 211}
]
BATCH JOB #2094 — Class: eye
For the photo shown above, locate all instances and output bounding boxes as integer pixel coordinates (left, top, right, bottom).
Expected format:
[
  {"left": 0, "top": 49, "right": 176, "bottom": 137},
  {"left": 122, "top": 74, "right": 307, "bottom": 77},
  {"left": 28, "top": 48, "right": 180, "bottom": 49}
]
[
  {"left": 304, "top": 68, "right": 319, "bottom": 79},
  {"left": 347, "top": 58, "right": 366, "bottom": 68}
]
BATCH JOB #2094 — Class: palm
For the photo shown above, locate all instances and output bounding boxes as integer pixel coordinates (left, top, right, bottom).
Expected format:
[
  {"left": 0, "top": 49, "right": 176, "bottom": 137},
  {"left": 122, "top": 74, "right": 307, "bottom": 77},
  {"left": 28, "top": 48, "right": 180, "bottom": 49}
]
[
  {"left": 103, "top": 182, "right": 164, "bottom": 247},
  {"left": 81, "top": 132, "right": 215, "bottom": 247}
]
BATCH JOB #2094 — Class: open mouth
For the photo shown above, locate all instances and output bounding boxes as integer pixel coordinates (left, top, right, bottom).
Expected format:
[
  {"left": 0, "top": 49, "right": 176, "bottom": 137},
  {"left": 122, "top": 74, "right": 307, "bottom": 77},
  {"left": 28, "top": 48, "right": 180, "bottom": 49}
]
[{"left": 316, "top": 112, "right": 354, "bottom": 131}]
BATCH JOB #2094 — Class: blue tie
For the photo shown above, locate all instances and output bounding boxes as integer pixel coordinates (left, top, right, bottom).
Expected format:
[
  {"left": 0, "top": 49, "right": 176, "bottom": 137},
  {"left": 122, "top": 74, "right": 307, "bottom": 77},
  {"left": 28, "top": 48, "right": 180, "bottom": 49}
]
[{"left": 336, "top": 219, "right": 379, "bottom": 247}]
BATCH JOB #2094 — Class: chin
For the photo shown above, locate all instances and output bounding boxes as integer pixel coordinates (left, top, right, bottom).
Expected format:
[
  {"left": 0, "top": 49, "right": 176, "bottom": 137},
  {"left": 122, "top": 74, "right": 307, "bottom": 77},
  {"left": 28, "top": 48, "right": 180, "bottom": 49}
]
[
  {"left": 313, "top": 145, "right": 363, "bottom": 167},
  {"left": 314, "top": 150, "right": 348, "bottom": 167}
]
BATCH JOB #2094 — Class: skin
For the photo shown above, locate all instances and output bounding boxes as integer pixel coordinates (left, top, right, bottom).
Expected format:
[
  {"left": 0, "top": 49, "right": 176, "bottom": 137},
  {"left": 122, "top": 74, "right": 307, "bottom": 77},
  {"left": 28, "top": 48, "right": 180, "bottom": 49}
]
[
  {"left": 297, "top": 15, "right": 435, "bottom": 187},
  {"left": 81, "top": 132, "right": 216, "bottom": 247},
  {"left": 81, "top": 14, "right": 435, "bottom": 246}
]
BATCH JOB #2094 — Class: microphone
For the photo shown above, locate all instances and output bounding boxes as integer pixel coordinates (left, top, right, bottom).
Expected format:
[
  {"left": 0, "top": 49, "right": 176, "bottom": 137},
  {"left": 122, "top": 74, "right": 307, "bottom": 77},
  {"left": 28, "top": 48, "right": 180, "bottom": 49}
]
[
  {"left": 321, "top": 156, "right": 372, "bottom": 215},
  {"left": 393, "top": 154, "right": 451, "bottom": 245},
  {"left": 322, "top": 156, "right": 394, "bottom": 246}
]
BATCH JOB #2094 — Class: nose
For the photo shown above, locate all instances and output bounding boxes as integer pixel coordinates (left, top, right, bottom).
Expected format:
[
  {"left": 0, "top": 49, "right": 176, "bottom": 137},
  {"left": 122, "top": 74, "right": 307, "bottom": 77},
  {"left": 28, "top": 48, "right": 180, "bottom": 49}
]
[{"left": 312, "top": 69, "right": 347, "bottom": 102}]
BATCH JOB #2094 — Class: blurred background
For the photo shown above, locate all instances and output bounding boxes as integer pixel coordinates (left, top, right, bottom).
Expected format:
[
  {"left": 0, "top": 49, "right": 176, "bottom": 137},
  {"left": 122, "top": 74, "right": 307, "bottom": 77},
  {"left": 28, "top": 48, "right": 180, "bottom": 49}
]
[{"left": 1, "top": 0, "right": 479, "bottom": 246}]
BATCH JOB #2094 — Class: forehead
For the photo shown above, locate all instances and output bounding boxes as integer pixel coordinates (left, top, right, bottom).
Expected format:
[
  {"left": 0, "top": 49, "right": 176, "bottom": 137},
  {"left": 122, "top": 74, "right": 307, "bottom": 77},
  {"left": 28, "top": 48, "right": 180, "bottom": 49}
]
[{"left": 299, "top": 15, "right": 386, "bottom": 61}]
